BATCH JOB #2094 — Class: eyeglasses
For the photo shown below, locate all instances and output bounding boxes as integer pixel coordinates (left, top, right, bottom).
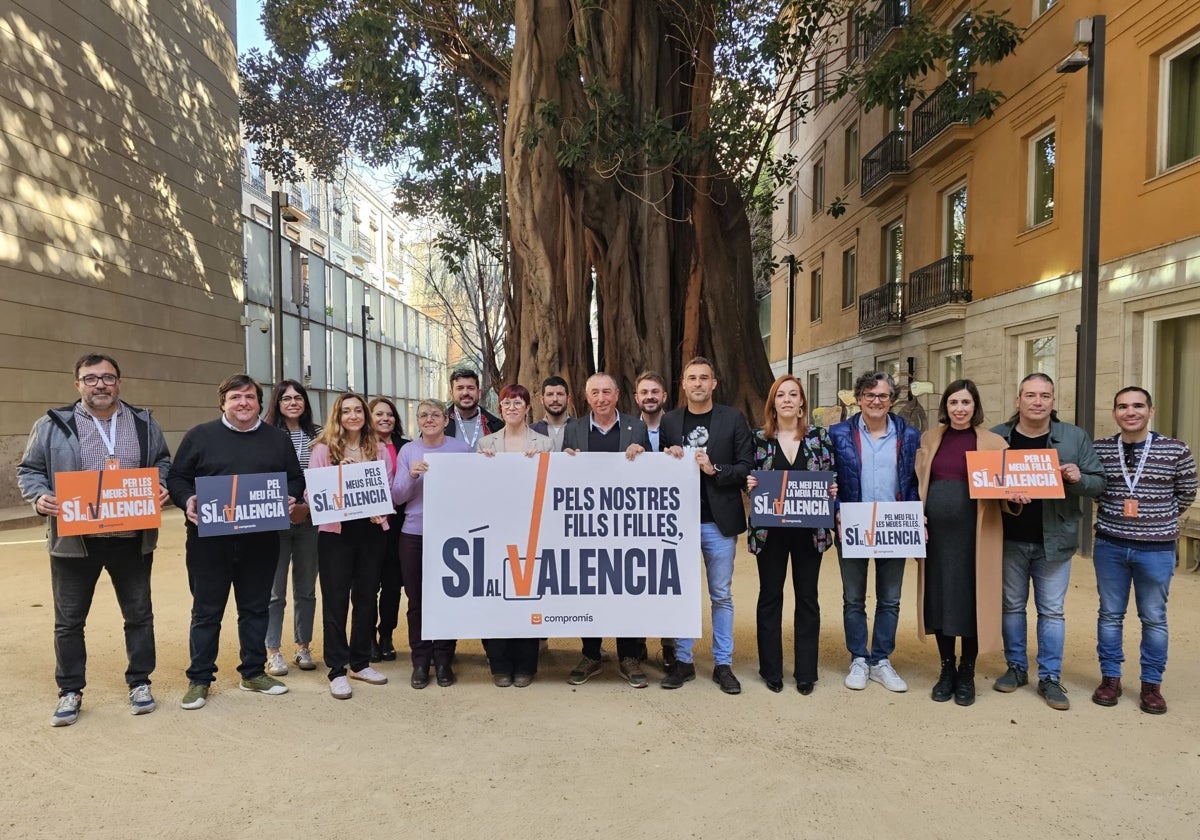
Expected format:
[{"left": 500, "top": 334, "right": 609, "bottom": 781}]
[
  {"left": 417, "top": 411, "right": 445, "bottom": 421},
  {"left": 499, "top": 400, "right": 527, "bottom": 409},
  {"left": 279, "top": 395, "right": 305, "bottom": 403},
  {"left": 78, "top": 374, "right": 118, "bottom": 386},
  {"left": 860, "top": 393, "right": 892, "bottom": 404}
]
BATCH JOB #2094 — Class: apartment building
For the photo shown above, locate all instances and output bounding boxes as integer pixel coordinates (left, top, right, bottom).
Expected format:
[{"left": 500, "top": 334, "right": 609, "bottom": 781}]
[
  {"left": 239, "top": 141, "right": 449, "bottom": 433},
  {"left": 771, "top": 0, "right": 1200, "bottom": 554}
]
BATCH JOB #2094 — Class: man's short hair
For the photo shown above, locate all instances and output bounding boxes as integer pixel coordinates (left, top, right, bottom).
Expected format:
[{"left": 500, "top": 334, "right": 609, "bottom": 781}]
[
  {"left": 1018, "top": 372, "right": 1055, "bottom": 392},
  {"left": 853, "top": 371, "right": 897, "bottom": 401},
  {"left": 585, "top": 372, "right": 618, "bottom": 392},
  {"left": 682, "top": 356, "right": 716, "bottom": 377},
  {"left": 74, "top": 353, "right": 121, "bottom": 379},
  {"left": 450, "top": 368, "right": 480, "bottom": 386},
  {"left": 635, "top": 370, "right": 667, "bottom": 390},
  {"left": 218, "top": 373, "right": 263, "bottom": 407},
  {"left": 541, "top": 375, "right": 569, "bottom": 393},
  {"left": 1113, "top": 386, "right": 1152, "bottom": 409}
]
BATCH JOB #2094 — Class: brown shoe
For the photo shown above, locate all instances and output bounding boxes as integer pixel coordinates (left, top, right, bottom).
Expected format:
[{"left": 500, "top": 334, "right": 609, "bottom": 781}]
[
  {"left": 1091, "top": 676, "right": 1122, "bottom": 707},
  {"left": 1139, "top": 682, "right": 1167, "bottom": 715}
]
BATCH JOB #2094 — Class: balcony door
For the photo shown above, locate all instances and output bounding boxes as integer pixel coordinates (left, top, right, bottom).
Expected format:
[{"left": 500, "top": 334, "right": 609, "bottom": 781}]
[{"left": 943, "top": 183, "right": 967, "bottom": 256}]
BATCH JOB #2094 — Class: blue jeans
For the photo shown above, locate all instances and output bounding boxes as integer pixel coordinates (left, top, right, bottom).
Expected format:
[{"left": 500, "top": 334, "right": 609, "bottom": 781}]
[
  {"left": 675, "top": 523, "right": 735, "bottom": 666},
  {"left": 1001, "top": 541, "right": 1071, "bottom": 681},
  {"left": 838, "top": 552, "right": 905, "bottom": 665},
  {"left": 1093, "top": 537, "right": 1174, "bottom": 684},
  {"left": 265, "top": 523, "right": 319, "bottom": 649}
]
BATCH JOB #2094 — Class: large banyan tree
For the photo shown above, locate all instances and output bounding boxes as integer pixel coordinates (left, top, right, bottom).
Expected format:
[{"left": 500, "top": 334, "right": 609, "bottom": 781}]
[{"left": 241, "top": 0, "right": 1019, "bottom": 419}]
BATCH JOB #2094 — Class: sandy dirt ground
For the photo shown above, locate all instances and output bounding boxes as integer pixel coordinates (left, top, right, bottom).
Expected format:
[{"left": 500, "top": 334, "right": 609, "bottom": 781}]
[{"left": 1, "top": 509, "right": 1197, "bottom": 839}]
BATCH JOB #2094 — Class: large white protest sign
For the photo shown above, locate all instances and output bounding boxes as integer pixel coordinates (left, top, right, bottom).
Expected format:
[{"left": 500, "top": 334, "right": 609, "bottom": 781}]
[
  {"left": 838, "top": 501, "right": 926, "bottom": 558},
  {"left": 304, "top": 460, "right": 394, "bottom": 525},
  {"left": 422, "top": 452, "right": 701, "bottom": 638}
]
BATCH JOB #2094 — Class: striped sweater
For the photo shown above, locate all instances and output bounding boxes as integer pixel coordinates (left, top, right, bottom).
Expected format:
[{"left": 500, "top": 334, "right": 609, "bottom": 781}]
[{"left": 1093, "top": 433, "right": 1197, "bottom": 543}]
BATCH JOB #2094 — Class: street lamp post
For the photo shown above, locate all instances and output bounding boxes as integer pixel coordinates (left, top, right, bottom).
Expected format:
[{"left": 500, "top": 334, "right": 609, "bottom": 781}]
[
  {"left": 785, "top": 255, "right": 798, "bottom": 375},
  {"left": 361, "top": 304, "right": 374, "bottom": 398},
  {"left": 1057, "top": 15, "right": 1105, "bottom": 555},
  {"left": 270, "top": 190, "right": 285, "bottom": 388}
]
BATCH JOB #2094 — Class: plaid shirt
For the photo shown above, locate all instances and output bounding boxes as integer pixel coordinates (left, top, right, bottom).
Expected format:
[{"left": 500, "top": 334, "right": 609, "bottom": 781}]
[{"left": 75, "top": 402, "right": 140, "bottom": 471}]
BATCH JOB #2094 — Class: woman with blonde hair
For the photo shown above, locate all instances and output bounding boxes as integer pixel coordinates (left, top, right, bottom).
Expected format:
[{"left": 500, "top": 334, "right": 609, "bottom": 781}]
[
  {"left": 309, "top": 392, "right": 391, "bottom": 700},
  {"left": 391, "top": 399, "right": 473, "bottom": 688},
  {"left": 745, "top": 375, "right": 837, "bottom": 695}
]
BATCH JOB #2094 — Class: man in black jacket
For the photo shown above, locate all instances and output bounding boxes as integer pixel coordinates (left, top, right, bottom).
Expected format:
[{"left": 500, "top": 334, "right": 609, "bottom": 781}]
[
  {"left": 659, "top": 357, "right": 753, "bottom": 694},
  {"left": 561, "top": 372, "right": 652, "bottom": 688},
  {"left": 167, "top": 374, "right": 303, "bottom": 711},
  {"left": 443, "top": 368, "right": 501, "bottom": 450}
]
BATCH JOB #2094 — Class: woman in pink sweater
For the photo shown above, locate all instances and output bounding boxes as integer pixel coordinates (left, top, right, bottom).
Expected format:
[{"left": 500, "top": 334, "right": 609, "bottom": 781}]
[{"left": 309, "top": 392, "right": 392, "bottom": 700}]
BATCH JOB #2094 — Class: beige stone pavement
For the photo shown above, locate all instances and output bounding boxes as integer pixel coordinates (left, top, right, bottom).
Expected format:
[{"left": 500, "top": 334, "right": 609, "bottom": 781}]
[{"left": 1, "top": 510, "right": 1197, "bottom": 839}]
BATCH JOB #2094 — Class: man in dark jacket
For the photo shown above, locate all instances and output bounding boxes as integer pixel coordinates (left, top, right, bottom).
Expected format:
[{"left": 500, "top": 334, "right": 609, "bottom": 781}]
[
  {"left": 828, "top": 371, "right": 921, "bottom": 694},
  {"left": 659, "top": 358, "right": 754, "bottom": 695},
  {"left": 18, "top": 353, "right": 171, "bottom": 726},
  {"left": 561, "top": 372, "right": 652, "bottom": 688},
  {"left": 443, "top": 368, "right": 501, "bottom": 449},
  {"left": 990, "top": 372, "right": 1104, "bottom": 710}
]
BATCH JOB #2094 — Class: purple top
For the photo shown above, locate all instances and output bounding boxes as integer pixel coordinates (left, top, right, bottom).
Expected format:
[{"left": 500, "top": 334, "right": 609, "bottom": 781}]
[
  {"left": 390, "top": 435, "right": 473, "bottom": 534},
  {"left": 930, "top": 426, "right": 976, "bottom": 482}
]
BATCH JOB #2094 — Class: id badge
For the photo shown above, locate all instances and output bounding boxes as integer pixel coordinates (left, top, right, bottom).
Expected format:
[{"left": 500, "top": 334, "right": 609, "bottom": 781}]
[
  {"left": 104, "top": 457, "right": 121, "bottom": 471},
  {"left": 1123, "top": 498, "right": 1138, "bottom": 518}
]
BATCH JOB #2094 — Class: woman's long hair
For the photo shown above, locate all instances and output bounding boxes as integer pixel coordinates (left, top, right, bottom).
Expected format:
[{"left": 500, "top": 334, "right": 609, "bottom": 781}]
[
  {"left": 762, "top": 375, "right": 809, "bottom": 441},
  {"left": 368, "top": 395, "right": 405, "bottom": 442},
  {"left": 265, "top": 379, "right": 319, "bottom": 437},
  {"left": 315, "top": 392, "right": 378, "bottom": 464}
]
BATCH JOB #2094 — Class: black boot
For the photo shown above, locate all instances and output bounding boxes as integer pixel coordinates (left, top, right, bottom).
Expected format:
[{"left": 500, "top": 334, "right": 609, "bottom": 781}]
[
  {"left": 955, "top": 662, "right": 976, "bottom": 706},
  {"left": 932, "top": 658, "right": 956, "bottom": 702}
]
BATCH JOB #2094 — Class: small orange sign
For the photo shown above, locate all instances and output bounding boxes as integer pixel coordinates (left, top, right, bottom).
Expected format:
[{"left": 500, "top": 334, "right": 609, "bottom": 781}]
[
  {"left": 965, "top": 449, "right": 1065, "bottom": 499},
  {"left": 55, "top": 468, "right": 162, "bottom": 536}
]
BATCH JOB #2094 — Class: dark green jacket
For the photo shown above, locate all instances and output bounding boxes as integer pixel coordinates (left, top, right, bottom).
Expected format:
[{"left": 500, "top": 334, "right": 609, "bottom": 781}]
[{"left": 990, "top": 419, "right": 1105, "bottom": 562}]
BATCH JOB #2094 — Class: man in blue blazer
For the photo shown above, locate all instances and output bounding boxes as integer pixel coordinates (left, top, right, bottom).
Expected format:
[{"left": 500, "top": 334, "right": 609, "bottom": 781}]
[{"left": 561, "top": 373, "right": 652, "bottom": 688}]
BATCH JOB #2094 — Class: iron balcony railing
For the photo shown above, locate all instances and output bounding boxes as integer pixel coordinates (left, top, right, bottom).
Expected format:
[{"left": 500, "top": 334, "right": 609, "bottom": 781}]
[
  {"left": 911, "top": 74, "right": 975, "bottom": 153},
  {"left": 357, "top": 231, "right": 376, "bottom": 260},
  {"left": 859, "top": 281, "right": 905, "bottom": 331},
  {"left": 861, "top": 130, "right": 909, "bottom": 195},
  {"left": 863, "top": 0, "right": 908, "bottom": 61},
  {"left": 908, "top": 254, "right": 973, "bottom": 315}
]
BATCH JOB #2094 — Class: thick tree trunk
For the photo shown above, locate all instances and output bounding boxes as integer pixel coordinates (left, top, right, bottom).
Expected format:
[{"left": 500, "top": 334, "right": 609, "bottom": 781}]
[{"left": 504, "top": 0, "right": 772, "bottom": 423}]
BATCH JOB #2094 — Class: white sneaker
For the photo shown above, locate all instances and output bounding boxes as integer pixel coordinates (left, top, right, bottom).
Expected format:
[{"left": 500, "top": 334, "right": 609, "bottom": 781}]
[
  {"left": 868, "top": 659, "right": 908, "bottom": 692},
  {"left": 349, "top": 666, "right": 388, "bottom": 685},
  {"left": 266, "top": 651, "right": 289, "bottom": 677},
  {"left": 330, "top": 675, "right": 353, "bottom": 699},
  {"left": 845, "top": 657, "right": 869, "bottom": 690}
]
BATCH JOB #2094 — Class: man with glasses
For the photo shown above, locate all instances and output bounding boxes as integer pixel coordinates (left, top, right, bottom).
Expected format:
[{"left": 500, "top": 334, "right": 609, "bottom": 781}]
[
  {"left": 828, "top": 371, "right": 921, "bottom": 693},
  {"left": 18, "top": 353, "right": 171, "bottom": 726},
  {"left": 444, "top": 368, "right": 501, "bottom": 451}
]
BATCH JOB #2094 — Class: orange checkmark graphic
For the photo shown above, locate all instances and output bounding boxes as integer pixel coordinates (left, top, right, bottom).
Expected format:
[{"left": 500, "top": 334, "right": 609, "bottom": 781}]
[
  {"left": 773, "top": 470, "right": 788, "bottom": 515},
  {"left": 864, "top": 501, "right": 877, "bottom": 546},
  {"left": 507, "top": 452, "right": 550, "bottom": 598},
  {"left": 223, "top": 474, "right": 239, "bottom": 521}
]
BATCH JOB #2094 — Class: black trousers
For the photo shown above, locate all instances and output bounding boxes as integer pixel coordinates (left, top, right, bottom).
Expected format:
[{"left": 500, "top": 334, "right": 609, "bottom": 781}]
[
  {"left": 581, "top": 637, "right": 645, "bottom": 661},
  {"left": 756, "top": 529, "right": 822, "bottom": 683},
  {"left": 51, "top": 537, "right": 154, "bottom": 693},
  {"left": 483, "top": 638, "right": 540, "bottom": 676},
  {"left": 376, "top": 512, "right": 403, "bottom": 643},
  {"left": 399, "top": 531, "right": 456, "bottom": 668},
  {"left": 319, "top": 519, "right": 386, "bottom": 679},
  {"left": 185, "top": 530, "right": 278, "bottom": 684}
]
